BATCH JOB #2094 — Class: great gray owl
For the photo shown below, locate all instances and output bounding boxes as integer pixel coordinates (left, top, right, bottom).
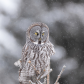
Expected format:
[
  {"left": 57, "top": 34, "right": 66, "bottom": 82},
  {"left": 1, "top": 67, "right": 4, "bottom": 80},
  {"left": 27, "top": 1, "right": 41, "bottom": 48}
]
[{"left": 14, "top": 22, "right": 55, "bottom": 84}]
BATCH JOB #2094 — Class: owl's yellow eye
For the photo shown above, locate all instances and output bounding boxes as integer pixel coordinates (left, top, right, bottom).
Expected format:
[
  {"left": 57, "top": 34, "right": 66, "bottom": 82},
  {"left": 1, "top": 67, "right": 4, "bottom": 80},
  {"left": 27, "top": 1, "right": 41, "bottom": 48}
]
[
  {"left": 42, "top": 33, "right": 44, "bottom": 36},
  {"left": 35, "top": 32, "right": 38, "bottom": 35}
]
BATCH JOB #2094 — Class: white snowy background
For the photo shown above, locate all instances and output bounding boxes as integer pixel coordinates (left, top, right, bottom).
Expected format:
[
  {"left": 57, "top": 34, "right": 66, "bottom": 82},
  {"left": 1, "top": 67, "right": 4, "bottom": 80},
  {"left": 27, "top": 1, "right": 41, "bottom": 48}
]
[{"left": 0, "top": 0, "right": 84, "bottom": 84}]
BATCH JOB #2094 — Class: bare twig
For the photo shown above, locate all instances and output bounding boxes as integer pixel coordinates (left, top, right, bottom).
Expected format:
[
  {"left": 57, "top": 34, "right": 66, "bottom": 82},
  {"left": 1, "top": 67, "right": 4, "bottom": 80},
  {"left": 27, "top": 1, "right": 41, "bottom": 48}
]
[
  {"left": 54, "top": 65, "right": 66, "bottom": 84},
  {"left": 28, "top": 60, "right": 40, "bottom": 74},
  {"left": 37, "top": 69, "right": 45, "bottom": 80},
  {"left": 28, "top": 61, "right": 42, "bottom": 84}
]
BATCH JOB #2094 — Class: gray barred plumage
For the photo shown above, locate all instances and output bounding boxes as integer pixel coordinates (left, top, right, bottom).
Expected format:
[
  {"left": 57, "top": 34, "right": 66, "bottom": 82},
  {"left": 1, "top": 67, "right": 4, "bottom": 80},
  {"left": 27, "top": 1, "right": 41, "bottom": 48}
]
[{"left": 14, "top": 22, "right": 55, "bottom": 84}]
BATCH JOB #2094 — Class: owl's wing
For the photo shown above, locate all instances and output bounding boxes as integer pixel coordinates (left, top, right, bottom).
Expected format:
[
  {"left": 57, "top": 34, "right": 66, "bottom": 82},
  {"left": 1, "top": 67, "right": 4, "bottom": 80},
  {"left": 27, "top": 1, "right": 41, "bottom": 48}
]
[
  {"left": 21, "top": 44, "right": 29, "bottom": 69},
  {"left": 14, "top": 44, "right": 29, "bottom": 69},
  {"left": 48, "top": 41, "right": 55, "bottom": 56}
]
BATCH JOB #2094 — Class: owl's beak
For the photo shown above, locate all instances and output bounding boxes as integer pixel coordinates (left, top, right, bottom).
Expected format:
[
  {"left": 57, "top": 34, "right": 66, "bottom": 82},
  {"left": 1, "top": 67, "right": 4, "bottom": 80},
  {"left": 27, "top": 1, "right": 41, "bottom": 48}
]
[
  {"left": 38, "top": 38, "right": 41, "bottom": 44},
  {"left": 39, "top": 38, "right": 41, "bottom": 41}
]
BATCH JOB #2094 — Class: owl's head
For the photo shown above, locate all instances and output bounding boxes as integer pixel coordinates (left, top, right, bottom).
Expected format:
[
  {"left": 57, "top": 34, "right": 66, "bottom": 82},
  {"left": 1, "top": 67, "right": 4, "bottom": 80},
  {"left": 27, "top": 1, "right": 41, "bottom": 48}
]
[{"left": 26, "top": 22, "right": 49, "bottom": 45}]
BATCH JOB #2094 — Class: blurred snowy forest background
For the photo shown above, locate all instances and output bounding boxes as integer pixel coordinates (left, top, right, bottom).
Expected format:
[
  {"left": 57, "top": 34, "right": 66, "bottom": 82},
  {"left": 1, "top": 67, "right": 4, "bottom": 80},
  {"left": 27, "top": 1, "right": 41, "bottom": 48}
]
[{"left": 0, "top": 0, "right": 84, "bottom": 84}]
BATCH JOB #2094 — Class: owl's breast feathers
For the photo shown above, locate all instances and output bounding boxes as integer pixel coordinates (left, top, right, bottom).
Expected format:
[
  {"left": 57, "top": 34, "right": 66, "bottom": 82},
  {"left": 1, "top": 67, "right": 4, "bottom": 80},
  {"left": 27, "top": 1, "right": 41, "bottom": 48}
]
[{"left": 22, "top": 41, "right": 55, "bottom": 62}]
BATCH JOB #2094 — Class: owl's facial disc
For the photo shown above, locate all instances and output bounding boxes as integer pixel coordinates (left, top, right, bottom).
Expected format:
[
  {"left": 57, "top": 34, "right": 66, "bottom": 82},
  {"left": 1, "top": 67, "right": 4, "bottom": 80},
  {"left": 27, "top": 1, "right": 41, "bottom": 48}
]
[{"left": 29, "top": 25, "right": 48, "bottom": 45}]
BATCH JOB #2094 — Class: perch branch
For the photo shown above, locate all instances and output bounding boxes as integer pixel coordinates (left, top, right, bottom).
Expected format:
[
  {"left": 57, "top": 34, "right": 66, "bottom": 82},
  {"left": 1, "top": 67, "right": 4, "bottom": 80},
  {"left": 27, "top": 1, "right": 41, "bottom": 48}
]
[
  {"left": 47, "top": 59, "right": 50, "bottom": 84},
  {"left": 47, "top": 73, "right": 50, "bottom": 84}
]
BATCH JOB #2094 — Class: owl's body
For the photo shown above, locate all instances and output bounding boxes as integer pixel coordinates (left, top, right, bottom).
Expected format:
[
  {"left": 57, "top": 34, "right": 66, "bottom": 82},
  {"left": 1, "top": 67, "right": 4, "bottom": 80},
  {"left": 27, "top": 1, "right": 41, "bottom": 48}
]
[{"left": 14, "top": 22, "right": 55, "bottom": 84}]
